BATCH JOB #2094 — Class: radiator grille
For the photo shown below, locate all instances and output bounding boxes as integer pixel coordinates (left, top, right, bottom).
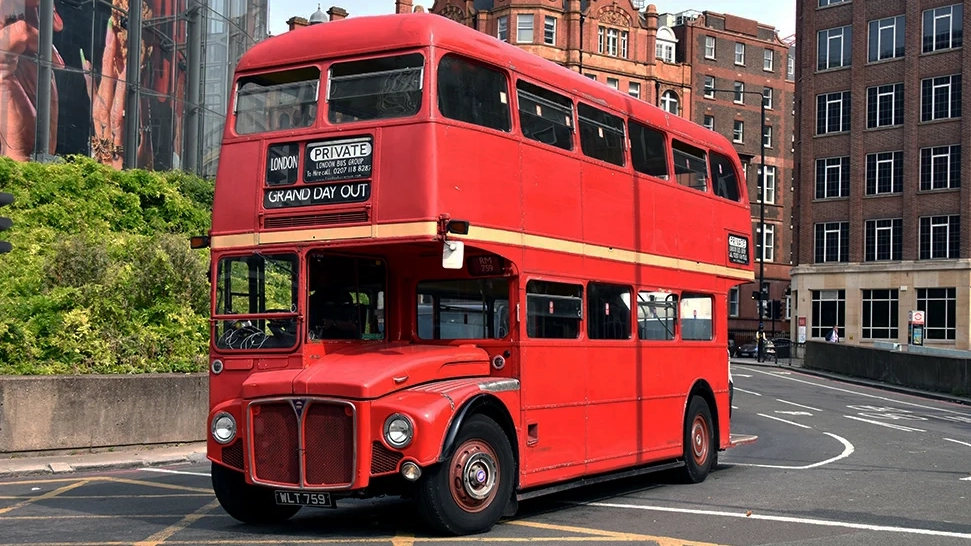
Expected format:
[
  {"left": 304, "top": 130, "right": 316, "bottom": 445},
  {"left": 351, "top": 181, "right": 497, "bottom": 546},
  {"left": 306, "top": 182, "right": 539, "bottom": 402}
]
[
  {"left": 370, "top": 441, "right": 404, "bottom": 475},
  {"left": 251, "top": 402, "right": 300, "bottom": 485},
  {"left": 221, "top": 441, "right": 244, "bottom": 470},
  {"left": 264, "top": 210, "right": 369, "bottom": 229},
  {"left": 303, "top": 403, "right": 355, "bottom": 486}
]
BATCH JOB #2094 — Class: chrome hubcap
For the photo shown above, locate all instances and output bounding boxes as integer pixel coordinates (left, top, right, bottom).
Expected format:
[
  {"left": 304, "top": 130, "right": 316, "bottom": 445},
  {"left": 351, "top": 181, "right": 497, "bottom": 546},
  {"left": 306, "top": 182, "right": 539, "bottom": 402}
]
[{"left": 462, "top": 452, "right": 497, "bottom": 500}]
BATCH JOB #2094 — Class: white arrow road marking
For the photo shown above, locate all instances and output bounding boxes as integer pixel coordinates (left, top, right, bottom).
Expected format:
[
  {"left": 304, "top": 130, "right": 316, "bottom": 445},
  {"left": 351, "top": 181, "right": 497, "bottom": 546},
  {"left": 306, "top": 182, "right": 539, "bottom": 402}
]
[{"left": 845, "top": 414, "right": 925, "bottom": 432}]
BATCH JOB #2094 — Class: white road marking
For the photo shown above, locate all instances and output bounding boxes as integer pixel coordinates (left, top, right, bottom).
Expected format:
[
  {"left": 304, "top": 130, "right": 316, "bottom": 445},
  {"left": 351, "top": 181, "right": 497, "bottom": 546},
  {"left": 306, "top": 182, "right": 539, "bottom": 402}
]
[
  {"left": 757, "top": 413, "right": 812, "bottom": 429},
  {"left": 577, "top": 501, "right": 971, "bottom": 540},
  {"left": 775, "top": 410, "right": 813, "bottom": 416},
  {"left": 735, "top": 387, "right": 762, "bottom": 396},
  {"left": 944, "top": 438, "right": 971, "bottom": 448},
  {"left": 738, "top": 366, "right": 971, "bottom": 417},
  {"left": 141, "top": 468, "right": 212, "bottom": 477},
  {"left": 844, "top": 415, "right": 925, "bottom": 432},
  {"left": 731, "top": 406, "right": 739, "bottom": 410},
  {"left": 734, "top": 373, "right": 753, "bottom": 378},
  {"left": 962, "top": 476, "right": 971, "bottom": 481},
  {"left": 732, "top": 432, "right": 855, "bottom": 470},
  {"left": 777, "top": 399, "right": 822, "bottom": 412}
]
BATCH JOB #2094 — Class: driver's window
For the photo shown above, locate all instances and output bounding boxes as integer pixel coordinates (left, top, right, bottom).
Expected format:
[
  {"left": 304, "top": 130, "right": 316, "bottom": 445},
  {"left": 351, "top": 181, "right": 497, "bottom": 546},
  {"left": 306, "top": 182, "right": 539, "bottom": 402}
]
[{"left": 307, "top": 254, "right": 386, "bottom": 341}]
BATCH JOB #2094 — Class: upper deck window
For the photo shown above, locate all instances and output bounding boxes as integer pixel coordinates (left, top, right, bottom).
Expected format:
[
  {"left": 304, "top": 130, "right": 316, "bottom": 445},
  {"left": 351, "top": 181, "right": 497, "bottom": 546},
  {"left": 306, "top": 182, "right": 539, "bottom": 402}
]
[
  {"left": 671, "top": 140, "right": 708, "bottom": 192},
  {"left": 516, "top": 80, "right": 574, "bottom": 150},
  {"left": 437, "top": 54, "right": 511, "bottom": 131},
  {"left": 235, "top": 67, "right": 320, "bottom": 135},
  {"left": 577, "top": 103, "right": 626, "bottom": 167},
  {"left": 328, "top": 53, "right": 424, "bottom": 124},
  {"left": 629, "top": 120, "right": 668, "bottom": 179},
  {"left": 709, "top": 151, "right": 741, "bottom": 201}
]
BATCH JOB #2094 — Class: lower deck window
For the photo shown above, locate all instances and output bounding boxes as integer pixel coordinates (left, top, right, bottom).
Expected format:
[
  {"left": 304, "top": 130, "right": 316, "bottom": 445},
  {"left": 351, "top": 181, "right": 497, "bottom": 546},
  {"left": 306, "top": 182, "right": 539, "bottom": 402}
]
[
  {"left": 526, "top": 280, "right": 583, "bottom": 339},
  {"left": 214, "top": 253, "right": 299, "bottom": 350},
  {"left": 307, "top": 254, "right": 386, "bottom": 340},
  {"left": 417, "top": 279, "right": 510, "bottom": 339}
]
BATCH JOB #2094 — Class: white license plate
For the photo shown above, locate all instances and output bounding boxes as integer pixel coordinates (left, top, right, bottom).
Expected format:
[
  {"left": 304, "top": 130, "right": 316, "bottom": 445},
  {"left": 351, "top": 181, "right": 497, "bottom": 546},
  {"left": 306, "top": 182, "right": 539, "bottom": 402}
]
[{"left": 274, "top": 490, "right": 336, "bottom": 508}]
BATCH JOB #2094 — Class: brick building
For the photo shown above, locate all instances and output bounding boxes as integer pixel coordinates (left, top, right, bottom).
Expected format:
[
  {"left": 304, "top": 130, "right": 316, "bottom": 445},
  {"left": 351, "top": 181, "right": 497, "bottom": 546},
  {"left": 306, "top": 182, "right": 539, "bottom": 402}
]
[
  {"left": 413, "top": 0, "right": 693, "bottom": 115},
  {"left": 673, "top": 11, "right": 796, "bottom": 342},
  {"left": 791, "top": 0, "right": 971, "bottom": 349}
]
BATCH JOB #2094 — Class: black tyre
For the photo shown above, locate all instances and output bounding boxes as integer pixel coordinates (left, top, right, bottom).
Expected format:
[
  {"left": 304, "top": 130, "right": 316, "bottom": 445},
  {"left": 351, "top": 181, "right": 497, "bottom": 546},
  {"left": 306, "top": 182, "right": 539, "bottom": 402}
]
[
  {"left": 211, "top": 463, "right": 301, "bottom": 524},
  {"left": 679, "top": 395, "right": 715, "bottom": 484},
  {"left": 416, "top": 414, "right": 516, "bottom": 535}
]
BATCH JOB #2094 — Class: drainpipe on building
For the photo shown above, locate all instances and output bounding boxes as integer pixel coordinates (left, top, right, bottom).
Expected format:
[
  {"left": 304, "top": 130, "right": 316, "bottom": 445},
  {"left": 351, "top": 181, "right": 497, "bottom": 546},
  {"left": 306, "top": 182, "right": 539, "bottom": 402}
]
[{"left": 33, "top": 0, "right": 54, "bottom": 162}]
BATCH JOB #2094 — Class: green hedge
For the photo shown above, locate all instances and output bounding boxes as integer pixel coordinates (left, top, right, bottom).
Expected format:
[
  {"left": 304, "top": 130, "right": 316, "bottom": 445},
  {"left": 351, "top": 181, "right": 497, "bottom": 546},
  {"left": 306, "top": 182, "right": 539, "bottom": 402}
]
[{"left": 0, "top": 156, "right": 213, "bottom": 375}]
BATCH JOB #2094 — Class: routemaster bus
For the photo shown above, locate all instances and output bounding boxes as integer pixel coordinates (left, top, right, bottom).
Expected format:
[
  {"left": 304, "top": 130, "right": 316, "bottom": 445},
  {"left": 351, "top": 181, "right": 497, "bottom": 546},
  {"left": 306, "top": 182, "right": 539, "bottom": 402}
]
[{"left": 197, "top": 12, "right": 757, "bottom": 536}]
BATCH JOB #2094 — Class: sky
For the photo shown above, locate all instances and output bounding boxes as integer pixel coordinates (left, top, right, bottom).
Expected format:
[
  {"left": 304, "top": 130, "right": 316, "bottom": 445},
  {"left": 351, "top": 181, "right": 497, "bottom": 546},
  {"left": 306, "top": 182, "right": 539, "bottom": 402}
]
[{"left": 267, "top": 0, "right": 796, "bottom": 40}]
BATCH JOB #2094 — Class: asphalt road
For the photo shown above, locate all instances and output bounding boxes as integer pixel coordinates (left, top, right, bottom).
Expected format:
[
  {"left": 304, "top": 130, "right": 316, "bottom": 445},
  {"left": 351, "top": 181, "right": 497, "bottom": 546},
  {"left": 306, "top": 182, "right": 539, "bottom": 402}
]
[{"left": 1, "top": 365, "right": 970, "bottom": 545}]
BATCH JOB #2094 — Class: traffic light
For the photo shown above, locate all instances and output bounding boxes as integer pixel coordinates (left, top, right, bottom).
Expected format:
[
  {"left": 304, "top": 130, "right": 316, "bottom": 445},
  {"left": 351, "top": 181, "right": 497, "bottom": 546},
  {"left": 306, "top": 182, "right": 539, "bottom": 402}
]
[
  {"left": 770, "top": 299, "right": 782, "bottom": 320},
  {"left": 0, "top": 192, "right": 12, "bottom": 254}
]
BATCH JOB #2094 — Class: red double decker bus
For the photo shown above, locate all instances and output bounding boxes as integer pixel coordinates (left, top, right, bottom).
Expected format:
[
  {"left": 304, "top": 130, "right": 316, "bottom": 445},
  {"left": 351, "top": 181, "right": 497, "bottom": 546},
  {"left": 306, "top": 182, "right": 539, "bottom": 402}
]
[{"left": 199, "top": 12, "right": 756, "bottom": 536}]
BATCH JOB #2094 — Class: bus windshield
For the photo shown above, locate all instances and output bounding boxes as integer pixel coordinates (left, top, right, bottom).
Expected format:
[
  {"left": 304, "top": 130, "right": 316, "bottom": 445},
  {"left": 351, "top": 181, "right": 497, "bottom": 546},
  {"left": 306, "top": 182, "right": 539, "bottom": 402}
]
[
  {"left": 417, "top": 278, "right": 510, "bottom": 340},
  {"left": 307, "top": 254, "right": 386, "bottom": 341},
  {"left": 214, "top": 253, "right": 299, "bottom": 350}
]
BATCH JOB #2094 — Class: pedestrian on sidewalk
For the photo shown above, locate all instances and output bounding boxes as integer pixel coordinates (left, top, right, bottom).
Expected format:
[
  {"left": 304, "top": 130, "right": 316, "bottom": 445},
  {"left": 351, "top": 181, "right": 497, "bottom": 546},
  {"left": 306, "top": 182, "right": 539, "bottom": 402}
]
[{"left": 827, "top": 325, "right": 839, "bottom": 343}]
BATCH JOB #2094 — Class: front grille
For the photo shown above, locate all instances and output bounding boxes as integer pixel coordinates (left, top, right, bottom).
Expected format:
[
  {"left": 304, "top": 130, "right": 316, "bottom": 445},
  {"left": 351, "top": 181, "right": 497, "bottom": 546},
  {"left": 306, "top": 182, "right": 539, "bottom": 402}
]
[
  {"left": 370, "top": 441, "right": 403, "bottom": 475},
  {"left": 221, "top": 441, "right": 244, "bottom": 470},
  {"left": 248, "top": 399, "right": 356, "bottom": 489},
  {"left": 304, "top": 403, "right": 355, "bottom": 486},
  {"left": 264, "top": 210, "right": 369, "bottom": 229}
]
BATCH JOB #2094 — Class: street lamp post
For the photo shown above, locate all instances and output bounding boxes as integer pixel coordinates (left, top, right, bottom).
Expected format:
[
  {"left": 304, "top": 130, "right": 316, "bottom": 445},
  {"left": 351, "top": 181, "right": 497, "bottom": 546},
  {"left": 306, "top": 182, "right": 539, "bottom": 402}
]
[{"left": 708, "top": 87, "right": 767, "bottom": 362}]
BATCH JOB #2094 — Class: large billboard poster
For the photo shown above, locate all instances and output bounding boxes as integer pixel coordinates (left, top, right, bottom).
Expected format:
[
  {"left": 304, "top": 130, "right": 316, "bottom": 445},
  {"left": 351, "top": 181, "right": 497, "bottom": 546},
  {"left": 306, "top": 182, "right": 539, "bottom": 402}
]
[{"left": 1, "top": 0, "right": 186, "bottom": 170}]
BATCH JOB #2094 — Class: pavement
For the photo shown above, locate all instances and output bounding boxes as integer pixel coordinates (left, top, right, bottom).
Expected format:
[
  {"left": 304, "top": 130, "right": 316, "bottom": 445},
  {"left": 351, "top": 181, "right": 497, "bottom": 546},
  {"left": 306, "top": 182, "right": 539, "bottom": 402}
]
[{"left": 1, "top": 356, "right": 968, "bottom": 480}]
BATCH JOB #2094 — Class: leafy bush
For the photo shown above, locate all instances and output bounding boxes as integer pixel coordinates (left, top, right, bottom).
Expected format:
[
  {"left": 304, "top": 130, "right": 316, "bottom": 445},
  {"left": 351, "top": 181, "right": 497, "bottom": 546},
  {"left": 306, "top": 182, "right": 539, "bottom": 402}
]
[{"left": 0, "top": 155, "right": 213, "bottom": 375}]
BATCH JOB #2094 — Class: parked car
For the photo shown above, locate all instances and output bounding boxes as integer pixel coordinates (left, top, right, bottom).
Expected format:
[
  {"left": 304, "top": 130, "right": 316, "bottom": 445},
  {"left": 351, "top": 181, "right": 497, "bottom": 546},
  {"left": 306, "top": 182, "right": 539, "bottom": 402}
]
[{"left": 734, "top": 339, "right": 776, "bottom": 359}]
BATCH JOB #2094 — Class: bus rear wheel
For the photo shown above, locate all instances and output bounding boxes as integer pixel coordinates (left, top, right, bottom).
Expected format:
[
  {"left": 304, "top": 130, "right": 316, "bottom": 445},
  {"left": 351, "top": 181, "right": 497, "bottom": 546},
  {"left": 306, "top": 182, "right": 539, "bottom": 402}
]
[
  {"left": 211, "top": 462, "right": 301, "bottom": 524},
  {"left": 680, "top": 395, "right": 715, "bottom": 484},
  {"left": 416, "top": 414, "right": 515, "bottom": 536}
]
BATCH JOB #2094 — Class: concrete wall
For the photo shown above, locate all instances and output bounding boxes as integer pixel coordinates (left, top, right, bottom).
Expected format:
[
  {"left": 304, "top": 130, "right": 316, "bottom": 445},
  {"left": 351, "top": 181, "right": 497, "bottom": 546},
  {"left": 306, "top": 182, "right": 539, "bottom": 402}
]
[
  {"left": 0, "top": 374, "right": 208, "bottom": 454},
  {"left": 805, "top": 341, "right": 971, "bottom": 397}
]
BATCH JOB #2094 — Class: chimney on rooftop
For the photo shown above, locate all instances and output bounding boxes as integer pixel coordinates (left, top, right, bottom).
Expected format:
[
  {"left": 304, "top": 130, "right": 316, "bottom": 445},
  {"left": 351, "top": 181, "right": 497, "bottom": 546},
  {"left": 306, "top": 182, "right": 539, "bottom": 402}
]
[
  {"left": 328, "top": 6, "right": 348, "bottom": 21},
  {"left": 395, "top": 0, "right": 413, "bottom": 14},
  {"left": 286, "top": 16, "right": 308, "bottom": 31}
]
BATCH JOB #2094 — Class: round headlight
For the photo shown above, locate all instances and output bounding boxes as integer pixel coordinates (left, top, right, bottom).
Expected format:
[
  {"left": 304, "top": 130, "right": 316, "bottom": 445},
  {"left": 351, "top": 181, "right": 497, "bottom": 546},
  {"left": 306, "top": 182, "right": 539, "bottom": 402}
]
[
  {"left": 211, "top": 412, "right": 236, "bottom": 444},
  {"left": 383, "top": 413, "right": 414, "bottom": 449}
]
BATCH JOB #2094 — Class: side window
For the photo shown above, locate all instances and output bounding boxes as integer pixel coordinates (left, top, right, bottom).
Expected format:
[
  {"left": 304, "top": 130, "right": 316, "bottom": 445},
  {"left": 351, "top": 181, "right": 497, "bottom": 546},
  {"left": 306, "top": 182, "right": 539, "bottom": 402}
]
[
  {"left": 587, "top": 283, "right": 632, "bottom": 340},
  {"left": 709, "top": 151, "right": 741, "bottom": 201},
  {"left": 526, "top": 280, "right": 582, "bottom": 339},
  {"left": 577, "top": 103, "right": 626, "bottom": 166},
  {"left": 517, "top": 80, "right": 574, "bottom": 150},
  {"left": 672, "top": 139, "right": 709, "bottom": 192},
  {"left": 629, "top": 120, "right": 669, "bottom": 179},
  {"left": 437, "top": 54, "right": 511, "bottom": 131},
  {"left": 680, "top": 294, "right": 713, "bottom": 341},
  {"left": 328, "top": 53, "right": 424, "bottom": 123},
  {"left": 637, "top": 290, "right": 678, "bottom": 340}
]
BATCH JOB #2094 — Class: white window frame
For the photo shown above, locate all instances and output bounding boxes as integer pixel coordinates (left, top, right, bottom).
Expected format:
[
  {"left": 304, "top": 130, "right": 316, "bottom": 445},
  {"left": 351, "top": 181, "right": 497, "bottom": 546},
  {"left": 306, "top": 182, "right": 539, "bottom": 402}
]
[
  {"left": 763, "top": 87, "right": 773, "bottom": 109},
  {"left": 544, "top": 15, "right": 556, "bottom": 45},
  {"left": 861, "top": 289, "right": 900, "bottom": 340},
  {"left": 733, "top": 120, "right": 744, "bottom": 143},
  {"left": 869, "top": 15, "right": 905, "bottom": 62},
  {"left": 705, "top": 36, "right": 716, "bottom": 59},
  {"left": 865, "top": 218, "right": 902, "bottom": 261},
  {"left": 818, "top": 26, "right": 851, "bottom": 70},
  {"left": 815, "top": 221, "right": 849, "bottom": 263},
  {"left": 497, "top": 16, "right": 508, "bottom": 41},
  {"left": 760, "top": 165, "right": 776, "bottom": 204},
  {"left": 817, "top": 91, "right": 850, "bottom": 134},
  {"left": 758, "top": 224, "right": 775, "bottom": 262},
  {"left": 763, "top": 126, "right": 773, "bottom": 149},
  {"left": 734, "top": 81, "right": 744, "bottom": 104},
  {"left": 921, "top": 75, "right": 961, "bottom": 121},
  {"left": 920, "top": 145, "right": 961, "bottom": 191},
  {"left": 735, "top": 42, "right": 745, "bottom": 65},
  {"left": 703, "top": 115, "right": 714, "bottom": 130},
  {"left": 867, "top": 83, "right": 903, "bottom": 128},
  {"left": 763, "top": 49, "right": 773, "bottom": 71},
  {"left": 816, "top": 157, "right": 850, "bottom": 199},
  {"left": 606, "top": 77, "right": 619, "bottom": 90},
  {"left": 923, "top": 4, "right": 964, "bottom": 53},
  {"left": 517, "top": 14, "right": 534, "bottom": 43},
  {"left": 660, "top": 91, "right": 678, "bottom": 115},
  {"left": 704, "top": 76, "right": 715, "bottom": 98},
  {"left": 729, "top": 287, "right": 739, "bottom": 317},
  {"left": 629, "top": 81, "right": 640, "bottom": 99},
  {"left": 866, "top": 151, "right": 903, "bottom": 195}
]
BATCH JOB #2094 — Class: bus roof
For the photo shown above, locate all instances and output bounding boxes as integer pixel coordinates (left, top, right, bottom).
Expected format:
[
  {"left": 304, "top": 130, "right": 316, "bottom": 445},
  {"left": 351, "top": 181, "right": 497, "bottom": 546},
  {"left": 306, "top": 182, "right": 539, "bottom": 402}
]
[{"left": 237, "top": 13, "right": 737, "bottom": 156}]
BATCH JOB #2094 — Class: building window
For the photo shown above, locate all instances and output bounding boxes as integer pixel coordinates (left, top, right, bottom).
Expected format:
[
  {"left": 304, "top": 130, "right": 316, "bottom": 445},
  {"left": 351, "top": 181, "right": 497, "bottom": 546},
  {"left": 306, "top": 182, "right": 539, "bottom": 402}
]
[
  {"left": 819, "top": 0, "right": 851, "bottom": 6},
  {"left": 919, "top": 215, "right": 960, "bottom": 259},
  {"left": 787, "top": 54, "right": 795, "bottom": 80},
  {"left": 544, "top": 16, "right": 556, "bottom": 45},
  {"left": 733, "top": 120, "right": 744, "bottom": 142},
  {"left": 862, "top": 289, "right": 899, "bottom": 339},
  {"left": 705, "top": 35, "right": 716, "bottom": 58},
  {"left": 811, "top": 289, "right": 845, "bottom": 340},
  {"left": 763, "top": 87, "right": 773, "bottom": 109},
  {"left": 661, "top": 91, "right": 679, "bottom": 115},
  {"left": 599, "top": 26, "right": 629, "bottom": 58},
  {"left": 865, "top": 219, "right": 903, "bottom": 261},
  {"left": 868, "top": 15, "right": 906, "bottom": 62},
  {"left": 785, "top": 294, "right": 791, "bottom": 320},
  {"left": 704, "top": 76, "right": 715, "bottom": 98},
  {"left": 729, "top": 287, "right": 739, "bottom": 317},
  {"left": 703, "top": 115, "right": 714, "bottom": 130},
  {"left": 734, "top": 81, "right": 744, "bottom": 103},
  {"left": 656, "top": 42, "right": 675, "bottom": 63},
  {"left": 865, "top": 151, "right": 903, "bottom": 195},
  {"left": 735, "top": 42, "right": 745, "bottom": 65},
  {"left": 606, "top": 77, "right": 619, "bottom": 90},
  {"left": 917, "top": 288, "right": 957, "bottom": 340},
  {"left": 920, "top": 145, "right": 961, "bottom": 190},
  {"left": 921, "top": 75, "right": 962, "bottom": 121},
  {"left": 759, "top": 165, "right": 776, "bottom": 204},
  {"left": 763, "top": 49, "right": 773, "bottom": 71},
  {"left": 816, "top": 156, "right": 850, "bottom": 198},
  {"left": 816, "top": 91, "right": 851, "bottom": 135},
  {"left": 818, "top": 26, "right": 852, "bottom": 70},
  {"left": 497, "top": 16, "right": 508, "bottom": 41},
  {"left": 814, "top": 221, "right": 849, "bottom": 263},
  {"left": 629, "top": 82, "right": 640, "bottom": 99},
  {"left": 763, "top": 126, "right": 773, "bottom": 148},
  {"left": 923, "top": 4, "right": 964, "bottom": 53},
  {"left": 517, "top": 14, "right": 534, "bottom": 43},
  {"left": 866, "top": 83, "right": 904, "bottom": 128},
  {"left": 757, "top": 223, "right": 775, "bottom": 262}
]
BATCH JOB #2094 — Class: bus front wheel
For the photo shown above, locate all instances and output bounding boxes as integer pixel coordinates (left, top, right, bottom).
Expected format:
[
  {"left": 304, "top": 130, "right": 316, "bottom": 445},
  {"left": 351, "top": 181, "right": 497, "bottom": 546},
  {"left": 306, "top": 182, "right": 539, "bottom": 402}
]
[
  {"left": 680, "top": 395, "right": 715, "bottom": 484},
  {"left": 211, "top": 462, "right": 301, "bottom": 524},
  {"left": 416, "top": 414, "right": 515, "bottom": 535}
]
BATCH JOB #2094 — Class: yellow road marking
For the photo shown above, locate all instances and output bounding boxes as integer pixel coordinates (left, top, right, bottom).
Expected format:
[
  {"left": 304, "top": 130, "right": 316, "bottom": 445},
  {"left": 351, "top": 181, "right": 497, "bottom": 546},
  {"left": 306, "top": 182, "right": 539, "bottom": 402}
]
[
  {"left": 1, "top": 494, "right": 211, "bottom": 500},
  {"left": 504, "top": 520, "right": 728, "bottom": 545},
  {"left": 103, "top": 477, "right": 213, "bottom": 494},
  {"left": 391, "top": 532, "right": 416, "bottom": 546},
  {"left": 0, "top": 514, "right": 201, "bottom": 520},
  {"left": 0, "top": 480, "right": 89, "bottom": 516},
  {"left": 133, "top": 499, "right": 221, "bottom": 546}
]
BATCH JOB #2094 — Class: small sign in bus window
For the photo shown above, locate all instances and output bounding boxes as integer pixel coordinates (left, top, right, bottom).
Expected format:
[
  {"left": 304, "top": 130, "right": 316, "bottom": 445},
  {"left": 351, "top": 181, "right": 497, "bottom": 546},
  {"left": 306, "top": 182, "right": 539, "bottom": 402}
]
[
  {"left": 728, "top": 234, "right": 749, "bottom": 265},
  {"left": 266, "top": 143, "right": 300, "bottom": 186},
  {"left": 304, "top": 136, "right": 373, "bottom": 183}
]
